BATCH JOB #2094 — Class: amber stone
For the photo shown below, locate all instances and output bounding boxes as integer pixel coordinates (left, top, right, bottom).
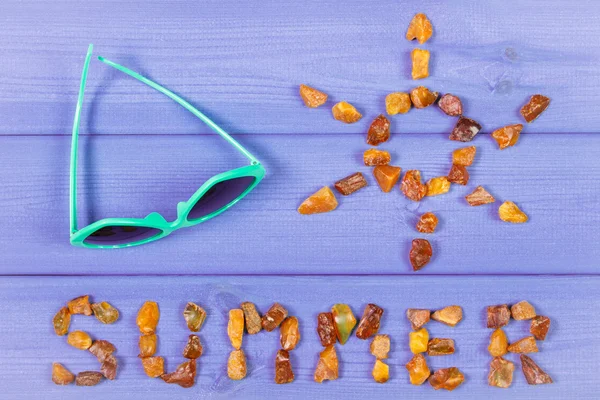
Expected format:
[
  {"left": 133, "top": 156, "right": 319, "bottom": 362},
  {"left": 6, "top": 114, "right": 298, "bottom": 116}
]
[
  {"left": 520, "top": 94, "right": 550, "bottom": 123},
  {"left": 141, "top": 356, "right": 164, "bottom": 378},
  {"left": 297, "top": 187, "right": 338, "bottom": 215},
  {"left": 406, "top": 354, "right": 431, "bottom": 385},
  {"left": 280, "top": 316, "right": 301, "bottom": 351},
  {"left": 410, "top": 239, "right": 432, "bottom": 271},
  {"left": 487, "top": 304, "right": 511, "bottom": 328},
  {"left": 228, "top": 309, "right": 245, "bottom": 350},
  {"left": 53, "top": 307, "right": 71, "bottom": 336},
  {"left": 425, "top": 176, "right": 451, "bottom": 196},
  {"left": 317, "top": 312, "right": 337, "bottom": 347},
  {"left": 275, "top": 349, "right": 294, "bottom": 384},
  {"left": 410, "top": 86, "right": 438, "bottom": 108},
  {"left": 429, "top": 367, "right": 465, "bottom": 391},
  {"left": 52, "top": 362, "right": 75, "bottom": 385},
  {"left": 488, "top": 328, "right": 509, "bottom": 357},
  {"left": 332, "top": 101, "right": 362, "bottom": 123},
  {"left": 91, "top": 302, "right": 119, "bottom": 324},
  {"left": 331, "top": 304, "right": 357, "bottom": 345},
  {"left": 299, "top": 84, "right": 328, "bottom": 108},
  {"left": 385, "top": 92, "right": 411, "bottom": 115},
  {"left": 508, "top": 336, "right": 538, "bottom": 354},
  {"left": 530, "top": 316, "right": 550, "bottom": 341},
  {"left": 401, "top": 170, "right": 427, "bottom": 201},
  {"left": 449, "top": 116, "right": 481, "bottom": 142},
  {"left": 136, "top": 301, "right": 160, "bottom": 335},
  {"left": 75, "top": 371, "right": 103, "bottom": 386},
  {"left": 67, "top": 331, "right": 92, "bottom": 350},
  {"left": 138, "top": 334, "right": 157, "bottom": 358},
  {"left": 183, "top": 302, "right": 206, "bottom": 332},
  {"left": 406, "top": 13, "right": 433, "bottom": 44},
  {"left": 520, "top": 354, "right": 553, "bottom": 385},
  {"left": 314, "top": 345, "right": 339, "bottom": 383},
  {"left": 372, "top": 360, "right": 389, "bottom": 383},
  {"left": 334, "top": 172, "right": 368, "bottom": 196},
  {"left": 367, "top": 114, "right": 391, "bottom": 145},
  {"left": 511, "top": 301, "right": 536, "bottom": 320},
  {"left": 262, "top": 303, "right": 289, "bottom": 332},
  {"left": 355, "top": 304, "right": 384, "bottom": 340},
  {"left": 492, "top": 124, "right": 523, "bottom": 150},
  {"left": 67, "top": 295, "right": 93, "bottom": 316},
  {"left": 89, "top": 340, "right": 116, "bottom": 362},
  {"left": 406, "top": 309, "right": 431, "bottom": 330},
  {"left": 373, "top": 165, "right": 401, "bottom": 193},
  {"left": 162, "top": 359, "right": 196, "bottom": 388},
  {"left": 431, "top": 305, "right": 463, "bottom": 327},
  {"left": 427, "top": 338, "right": 455, "bottom": 356},
  {"left": 416, "top": 212, "right": 438, "bottom": 234},
  {"left": 240, "top": 302, "right": 262, "bottom": 334},
  {"left": 438, "top": 94, "right": 463, "bottom": 116},
  {"left": 370, "top": 334, "right": 390, "bottom": 360},
  {"left": 447, "top": 164, "right": 469, "bottom": 185},
  {"left": 411, "top": 49, "right": 430, "bottom": 80},
  {"left": 452, "top": 146, "right": 476, "bottom": 166},
  {"left": 364, "top": 149, "right": 391, "bottom": 166},
  {"left": 101, "top": 354, "right": 118, "bottom": 380},
  {"left": 182, "top": 335, "right": 203, "bottom": 359},
  {"left": 409, "top": 328, "right": 429, "bottom": 354},
  {"left": 466, "top": 186, "right": 495, "bottom": 206},
  {"left": 488, "top": 357, "right": 515, "bottom": 388},
  {"left": 499, "top": 201, "right": 528, "bottom": 223}
]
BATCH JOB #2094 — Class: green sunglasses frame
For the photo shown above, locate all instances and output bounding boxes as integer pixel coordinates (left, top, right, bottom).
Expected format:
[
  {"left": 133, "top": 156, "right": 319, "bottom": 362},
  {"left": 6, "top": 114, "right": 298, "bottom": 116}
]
[{"left": 70, "top": 44, "right": 265, "bottom": 249}]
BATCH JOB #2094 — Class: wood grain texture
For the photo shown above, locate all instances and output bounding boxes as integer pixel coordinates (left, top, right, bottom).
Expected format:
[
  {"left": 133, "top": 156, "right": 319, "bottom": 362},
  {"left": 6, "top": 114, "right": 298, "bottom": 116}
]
[{"left": 1, "top": 0, "right": 599, "bottom": 135}]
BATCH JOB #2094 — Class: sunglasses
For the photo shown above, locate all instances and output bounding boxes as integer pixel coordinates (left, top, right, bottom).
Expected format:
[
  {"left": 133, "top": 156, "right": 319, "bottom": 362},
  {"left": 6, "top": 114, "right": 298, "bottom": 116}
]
[{"left": 70, "top": 44, "right": 265, "bottom": 248}]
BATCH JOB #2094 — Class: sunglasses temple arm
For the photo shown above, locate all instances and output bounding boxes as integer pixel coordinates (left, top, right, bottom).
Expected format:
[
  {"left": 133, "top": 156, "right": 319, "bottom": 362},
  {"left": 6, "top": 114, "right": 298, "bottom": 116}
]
[{"left": 97, "top": 56, "right": 260, "bottom": 165}]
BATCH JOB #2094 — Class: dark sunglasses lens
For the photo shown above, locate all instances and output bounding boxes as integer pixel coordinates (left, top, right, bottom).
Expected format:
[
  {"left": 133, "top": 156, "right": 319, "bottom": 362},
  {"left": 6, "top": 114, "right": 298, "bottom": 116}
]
[
  {"left": 188, "top": 176, "right": 255, "bottom": 221},
  {"left": 84, "top": 225, "right": 162, "bottom": 246}
]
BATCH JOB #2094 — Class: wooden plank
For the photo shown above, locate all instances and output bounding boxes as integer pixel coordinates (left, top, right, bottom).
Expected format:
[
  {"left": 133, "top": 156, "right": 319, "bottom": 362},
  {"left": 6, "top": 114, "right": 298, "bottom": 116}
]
[
  {"left": 0, "top": 133, "right": 598, "bottom": 275},
  {"left": 0, "top": 276, "right": 596, "bottom": 399},
  {"left": 1, "top": 0, "right": 599, "bottom": 135}
]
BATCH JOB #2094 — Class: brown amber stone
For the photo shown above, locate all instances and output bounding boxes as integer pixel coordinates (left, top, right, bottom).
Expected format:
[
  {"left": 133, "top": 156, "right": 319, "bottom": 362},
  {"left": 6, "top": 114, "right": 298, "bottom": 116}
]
[
  {"left": 364, "top": 149, "right": 391, "bottom": 166},
  {"left": 138, "top": 334, "right": 157, "bottom": 357},
  {"left": 262, "top": 303, "right": 288, "bottom": 332},
  {"left": 317, "top": 312, "right": 337, "bottom": 347},
  {"left": 372, "top": 360, "right": 389, "bottom": 383},
  {"left": 275, "top": 349, "right": 294, "bottom": 384},
  {"left": 182, "top": 335, "right": 203, "bottom": 359},
  {"left": 332, "top": 101, "right": 362, "bottom": 123},
  {"left": 141, "top": 356, "right": 164, "bottom": 378},
  {"left": 67, "top": 331, "right": 92, "bottom": 350},
  {"left": 406, "top": 354, "right": 430, "bottom": 385},
  {"left": 431, "top": 305, "right": 463, "bottom": 327},
  {"left": 385, "top": 92, "right": 411, "bottom": 115},
  {"left": 530, "top": 316, "right": 550, "bottom": 341},
  {"left": 91, "top": 302, "right": 119, "bottom": 324},
  {"left": 228, "top": 309, "right": 245, "bottom": 350},
  {"left": 409, "top": 328, "right": 429, "bottom": 354},
  {"left": 183, "top": 302, "right": 206, "bottom": 332},
  {"left": 487, "top": 304, "right": 511, "bottom": 328},
  {"left": 314, "top": 345, "right": 339, "bottom": 383},
  {"left": 511, "top": 301, "right": 536, "bottom": 320},
  {"left": 425, "top": 176, "right": 450, "bottom": 196},
  {"left": 508, "top": 336, "right": 538, "bottom": 354},
  {"left": 162, "top": 359, "right": 196, "bottom": 388},
  {"left": 452, "top": 146, "right": 476, "bottom": 166},
  {"left": 499, "top": 201, "right": 528, "bottom": 223},
  {"left": 76, "top": 371, "right": 103, "bottom": 386},
  {"left": 410, "top": 86, "right": 438, "bottom": 108},
  {"left": 356, "top": 303, "right": 383, "bottom": 340},
  {"left": 240, "top": 302, "right": 262, "bottom": 334},
  {"left": 52, "top": 362, "right": 75, "bottom": 385},
  {"left": 416, "top": 212, "right": 438, "bottom": 234},
  {"left": 492, "top": 124, "right": 523, "bottom": 150},
  {"left": 89, "top": 340, "right": 115, "bottom": 362},
  {"left": 334, "top": 172, "right": 368, "bottom": 195},
  {"left": 406, "top": 13, "right": 433, "bottom": 44},
  {"left": 466, "top": 186, "right": 495, "bottom": 206},
  {"left": 488, "top": 357, "right": 515, "bottom": 388},
  {"left": 228, "top": 349, "right": 247, "bottom": 380},
  {"left": 427, "top": 338, "right": 455, "bottom": 356},
  {"left": 438, "top": 94, "right": 463, "bottom": 116},
  {"left": 332, "top": 304, "right": 357, "bottom": 345},
  {"left": 401, "top": 170, "right": 427, "bottom": 201},
  {"left": 411, "top": 49, "right": 430, "bottom": 80},
  {"left": 370, "top": 334, "right": 390, "bottom": 360},
  {"left": 299, "top": 84, "right": 328, "bottom": 108},
  {"left": 406, "top": 309, "right": 430, "bottom": 330},
  {"left": 373, "top": 165, "right": 401, "bottom": 193},
  {"left": 280, "top": 316, "right": 301, "bottom": 351},
  {"left": 367, "top": 114, "right": 391, "bottom": 145},
  {"left": 136, "top": 301, "right": 159, "bottom": 335},
  {"left": 520, "top": 94, "right": 550, "bottom": 123},
  {"left": 53, "top": 307, "right": 71, "bottom": 336},
  {"left": 488, "top": 328, "right": 509, "bottom": 357},
  {"left": 447, "top": 164, "right": 469, "bottom": 185},
  {"left": 297, "top": 186, "right": 338, "bottom": 215},
  {"left": 410, "top": 239, "right": 432, "bottom": 271},
  {"left": 521, "top": 354, "right": 553, "bottom": 385},
  {"left": 67, "top": 295, "right": 92, "bottom": 316},
  {"left": 429, "top": 367, "right": 465, "bottom": 391},
  {"left": 449, "top": 116, "right": 482, "bottom": 142},
  {"left": 101, "top": 354, "right": 118, "bottom": 380}
]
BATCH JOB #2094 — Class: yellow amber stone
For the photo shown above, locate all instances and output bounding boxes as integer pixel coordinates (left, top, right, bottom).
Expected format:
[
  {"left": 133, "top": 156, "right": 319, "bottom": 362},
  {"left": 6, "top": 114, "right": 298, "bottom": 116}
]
[
  {"left": 227, "top": 349, "right": 247, "bottom": 380},
  {"left": 405, "top": 353, "right": 431, "bottom": 385},
  {"left": 280, "top": 316, "right": 300, "bottom": 351},
  {"left": 314, "top": 345, "right": 339, "bottom": 383},
  {"left": 426, "top": 176, "right": 451, "bottom": 196},
  {"left": 488, "top": 328, "right": 509, "bottom": 357},
  {"left": 332, "top": 101, "right": 362, "bottom": 123},
  {"left": 298, "top": 187, "right": 338, "bottom": 215},
  {"left": 385, "top": 92, "right": 411, "bottom": 115},
  {"left": 431, "top": 305, "right": 463, "bottom": 327},
  {"left": 411, "top": 49, "right": 430, "bottom": 80},
  {"left": 136, "top": 301, "right": 160, "bottom": 335},
  {"left": 409, "top": 328, "right": 429, "bottom": 354},
  {"left": 227, "top": 309, "right": 244, "bottom": 350},
  {"left": 372, "top": 360, "right": 389, "bottom": 383},
  {"left": 499, "top": 201, "right": 528, "bottom": 223},
  {"left": 67, "top": 331, "right": 92, "bottom": 350}
]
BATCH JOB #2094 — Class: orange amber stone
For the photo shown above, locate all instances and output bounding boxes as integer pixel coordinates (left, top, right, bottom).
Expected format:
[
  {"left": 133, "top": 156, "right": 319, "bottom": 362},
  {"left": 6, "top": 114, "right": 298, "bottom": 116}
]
[
  {"left": 355, "top": 303, "right": 384, "bottom": 340},
  {"left": 431, "top": 305, "right": 463, "bottom": 327},
  {"left": 401, "top": 170, "right": 427, "bottom": 201},
  {"left": 299, "top": 84, "right": 328, "bottom": 108},
  {"left": 370, "top": 334, "right": 390, "bottom": 360},
  {"left": 136, "top": 301, "right": 160, "bottom": 335},
  {"left": 429, "top": 367, "right": 465, "bottom": 391},
  {"left": 298, "top": 187, "right": 338, "bottom": 215},
  {"left": 427, "top": 338, "right": 455, "bottom": 356},
  {"left": 438, "top": 94, "right": 463, "bottom": 116},
  {"left": 409, "top": 328, "right": 429, "bottom": 354},
  {"left": 530, "top": 316, "right": 551, "bottom": 341},
  {"left": 52, "top": 362, "right": 75, "bottom": 385},
  {"left": 499, "top": 201, "right": 528, "bottom": 223},
  {"left": 520, "top": 94, "right": 550, "bottom": 123},
  {"left": 406, "top": 13, "right": 433, "bottom": 44},
  {"left": 334, "top": 172, "right": 367, "bottom": 196},
  {"left": 410, "top": 86, "right": 438, "bottom": 108},
  {"left": 449, "top": 116, "right": 481, "bottom": 142},
  {"left": 53, "top": 307, "right": 71, "bottom": 336},
  {"left": 425, "top": 176, "right": 450, "bottom": 196},
  {"left": 447, "top": 164, "right": 469, "bottom": 185},
  {"left": 411, "top": 49, "right": 430, "bottom": 80},
  {"left": 314, "top": 345, "right": 339, "bottom": 383},
  {"left": 488, "top": 357, "right": 515, "bottom": 388},
  {"left": 262, "top": 303, "right": 289, "bottom": 332},
  {"left": 521, "top": 354, "right": 553, "bottom": 385},
  {"left": 91, "top": 302, "right": 119, "bottom": 324},
  {"left": 162, "top": 359, "right": 196, "bottom": 388},
  {"left": 488, "top": 328, "right": 508, "bottom": 357},
  {"left": 138, "top": 334, "right": 157, "bottom": 357},
  {"left": 373, "top": 165, "right": 401, "bottom": 193},
  {"left": 487, "top": 304, "right": 511, "bottom": 328},
  {"left": 89, "top": 340, "right": 116, "bottom": 363},
  {"left": 410, "top": 238, "right": 432, "bottom": 271},
  {"left": 275, "top": 349, "right": 295, "bottom": 384},
  {"left": 385, "top": 92, "right": 411, "bottom": 115},
  {"left": 67, "top": 295, "right": 92, "bottom": 316},
  {"left": 372, "top": 360, "right": 389, "bottom": 383},
  {"left": 317, "top": 312, "right": 337, "bottom": 347},
  {"left": 280, "top": 316, "right": 301, "bottom": 351},
  {"left": 182, "top": 334, "right": 203, "bottom": 359},
  {"left": 228, "top": 309, "right": 244, "bottom": 350},
  {"left": 141, "top": 356, "right": 164, "bottom": 378},
  {"left": 466, "top": 186, "right": 495, "bottom": 206},
  {"left": 452, "top": 146, "right": 476, "bottom": 166},
  {"left": 416, "top": 212, "right": 438, "bottom": 234},
  {"left": 406, "top": 309, "right": 430, "bottom": 330},
  {"left": 364, "top": 149, "right": 391, "bottom": 166},
  {"left": 406, "top": 354, "right": 430, "bottom": 385},
  {"left": 67, "top": 331, "right": 92, "bottom": 350},
  {"left": 511, "top": 301, "right": 536, "bottom": 320},
  {"left": 507, "top": 336, "right": 538, "bottom": 354},
  {"left": 367, "top": 114, "right": 391, "bottom": 145},
  {"left": 228, "top": 349, "right": 247, "bottom": 380},
  {"left": 492, "top": 124, "right": 523, "bottom": 149},
  {"left": 332, "top": 101, "right": 362, "bottom": 123}
]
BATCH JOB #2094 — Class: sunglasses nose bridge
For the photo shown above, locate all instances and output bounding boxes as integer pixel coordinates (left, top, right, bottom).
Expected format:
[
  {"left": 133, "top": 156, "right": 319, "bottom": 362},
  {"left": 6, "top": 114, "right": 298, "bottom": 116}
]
[{"left": 176, "top": 201, "right": 189, "bottom": 217}]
